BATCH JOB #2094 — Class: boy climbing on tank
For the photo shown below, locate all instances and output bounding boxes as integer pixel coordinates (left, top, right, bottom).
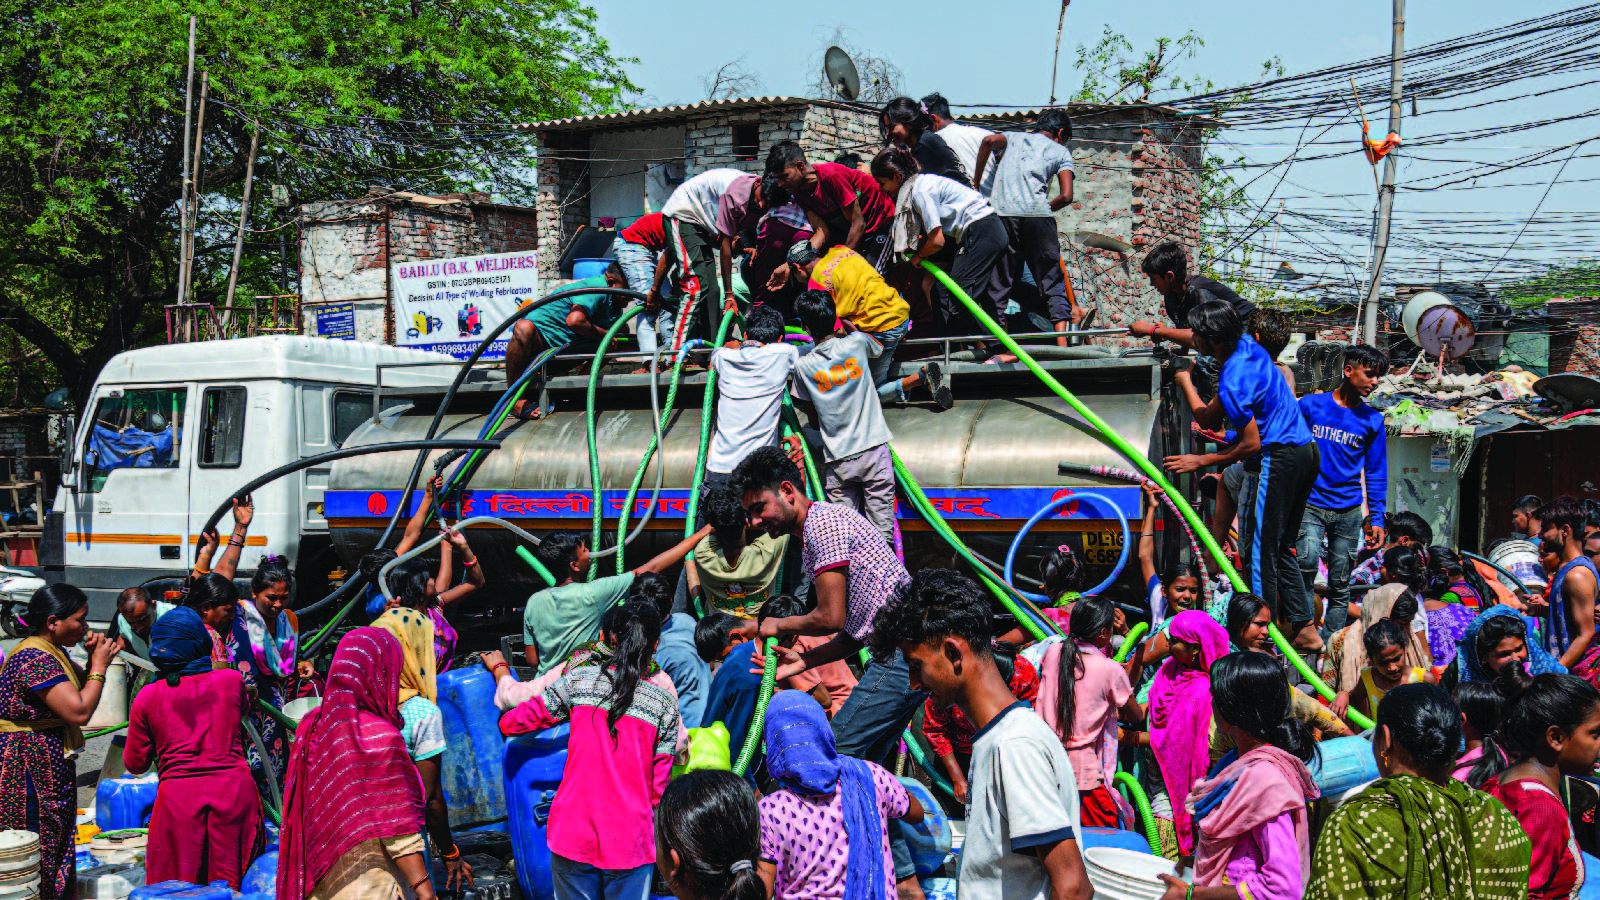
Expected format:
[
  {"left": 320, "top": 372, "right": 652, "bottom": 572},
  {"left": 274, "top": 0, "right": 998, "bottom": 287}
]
[
  {"left": 1161, "top": 300, "right": 1322, "bottom": 659},
  {"left": 789, "top": 289, "right": 897, "bottom": 547},
  {"left": 504, "top": 261, "right": 628, "bottom": 419}
]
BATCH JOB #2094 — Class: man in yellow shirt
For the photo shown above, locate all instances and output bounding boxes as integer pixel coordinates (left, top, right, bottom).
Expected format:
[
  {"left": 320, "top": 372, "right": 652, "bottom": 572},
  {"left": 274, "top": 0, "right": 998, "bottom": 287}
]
[{"left": 786, "top": 241, "right": 952, "bottom": 408}]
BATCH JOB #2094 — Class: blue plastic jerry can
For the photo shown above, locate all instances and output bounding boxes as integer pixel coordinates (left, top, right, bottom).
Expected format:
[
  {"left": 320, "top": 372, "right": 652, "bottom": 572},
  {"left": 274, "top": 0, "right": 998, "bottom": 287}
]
[
  {"left": 503, "top": 725, "right": 570, "bottom": 900},
  {"left": 437, "top": 667, "right": 510, "bottom": 827},
  {"left": 1307, "top": 735, "right": 1380, "bottom": 800},
  {"left": 95, "top": 772, "right": 159, "bottom": 831},
  {"left": 896, "top": 777, "right": 953, "bottom": 876},
  {"left": 1080, "top": 827, "right": 1153, "bottom": 854}
]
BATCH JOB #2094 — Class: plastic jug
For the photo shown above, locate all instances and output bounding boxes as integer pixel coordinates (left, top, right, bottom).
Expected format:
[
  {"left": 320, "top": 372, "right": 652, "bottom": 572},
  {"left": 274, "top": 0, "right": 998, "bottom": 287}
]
[
  {"left": 130, "top": 882, "right": 193, "bottom": 900},
  {"left": 241, "top": 850, "right": 277, "bottom": 896},
  {"left": 437, "top": 667, "right": 508, "bottom": 828},
  {"left": 452, "top": 831, "right": 511, "bottom": 861},
  {"left": 671, "top": 723, "right": 730, "bottom": 778},
  {"left": 96, "top": 773, "right": 159, "bottom": 831},
  {"left": 919, "top": 877, "right": 957, "bottom": 900},
  {"left": 77, "top": 863, "right": 144, "bottom": 899},
  {"left": 1080, "top": 828, "right": 1153, "bottom": 854},
  {"left": 503, "top": 724, "right": 570, "bottom": 900},
  {"left": 1307, "top": 736, "right": 1379, "bottom": 798},
  {"left": 896, "top": 777, "right": 952, "bottom": 876}
]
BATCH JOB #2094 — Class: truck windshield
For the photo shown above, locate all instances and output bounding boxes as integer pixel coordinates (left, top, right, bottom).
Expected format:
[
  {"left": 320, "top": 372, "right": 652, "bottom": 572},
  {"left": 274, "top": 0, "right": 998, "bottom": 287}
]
[{"left": 83, "top": 387, "right": 187, "bottom": 492}]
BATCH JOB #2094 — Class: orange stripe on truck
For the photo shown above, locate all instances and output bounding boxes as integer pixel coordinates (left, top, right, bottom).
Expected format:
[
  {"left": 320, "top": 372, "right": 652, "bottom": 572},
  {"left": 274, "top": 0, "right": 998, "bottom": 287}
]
[{"left": 65, "top": 533, "right": 268, "bottom": 546}]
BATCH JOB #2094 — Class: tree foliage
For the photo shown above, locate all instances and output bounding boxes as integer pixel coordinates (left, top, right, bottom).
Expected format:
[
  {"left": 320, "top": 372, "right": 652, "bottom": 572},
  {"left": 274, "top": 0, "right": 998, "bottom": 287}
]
[
  {"left": 1071, "top": 28, "right": 1290, "bottom": 306},
  {"left": 0, "top": 0, "right": 634, "bottom": 404},
  {"left": 703, "top": 56, "right": 764, "bottom": 102},
  {"left": 805, "top": 28, "right": 904, "bottom": 105},
  {"left": 1498, "top": 260, "right": 1600, "bottom": 305}
]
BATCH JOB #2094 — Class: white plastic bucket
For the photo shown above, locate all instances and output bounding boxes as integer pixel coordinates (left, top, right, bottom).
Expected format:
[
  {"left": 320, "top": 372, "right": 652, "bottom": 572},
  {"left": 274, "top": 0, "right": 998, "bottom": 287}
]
[
  {"left": 86, "top": 659, "right": 128, "bottom": 730},
  {"left": 1490, "top": 540, "right": 1546, "bottom": 590},
  {"left": 1084, "top": 847, "right": 1174, "bottom": 900},
  {"left": 283, "top": 697, "right": 322, "bottom": 725}
]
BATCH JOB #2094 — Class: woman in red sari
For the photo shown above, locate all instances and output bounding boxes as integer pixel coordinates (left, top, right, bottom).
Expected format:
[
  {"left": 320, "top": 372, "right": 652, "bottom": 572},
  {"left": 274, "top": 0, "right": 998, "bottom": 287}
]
[
  {"left": 125, "top": 606, "right": 263, "bottom": 887},
  {"left": 277, "top": 628, "right": 434, "bottom": 900}
]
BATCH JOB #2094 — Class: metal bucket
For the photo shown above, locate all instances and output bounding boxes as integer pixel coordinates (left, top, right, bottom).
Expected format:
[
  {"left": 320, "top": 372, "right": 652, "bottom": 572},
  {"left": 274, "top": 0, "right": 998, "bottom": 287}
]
[{"left": 1490, "top": 539, "right": 1546, "bottom": 590}]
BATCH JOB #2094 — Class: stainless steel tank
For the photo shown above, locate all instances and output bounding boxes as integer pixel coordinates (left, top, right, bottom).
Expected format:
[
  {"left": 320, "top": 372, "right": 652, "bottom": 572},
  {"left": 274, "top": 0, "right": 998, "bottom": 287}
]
[{"left": 328, "top": 362, "right": 1172, "bottom": 598}]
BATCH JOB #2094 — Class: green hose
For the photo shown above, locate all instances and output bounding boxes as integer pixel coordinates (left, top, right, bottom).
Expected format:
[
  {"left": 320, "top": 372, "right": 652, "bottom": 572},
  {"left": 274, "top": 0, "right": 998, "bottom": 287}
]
[
  {"left": 299, "top": 587, "right": 366, "bottom": 655},
  {"left": 733, "top": 637, "right": 778, "bottom": 775},
  {"left": 516, "top": 545, "right": 558, "bottom": 587},
  {"left": 1115, "top": 622, "right": 1150, "bottom": 663},
  {"left": 1114, "top": 771, "right": 1163, "bottom": 856},
  {"left": 918, "top": 260, "right": 1372, "bottom": 731},
  {"left": 614, "top": 343, "right": 696, "bottom": 574},
  {"left": 585, "top": 306, "right": 645, "bottom": 580},
  {"left": 684, "top": 309, "right": 741, "bottom": 612},
  {"left": 900, "top": 725, "right": 959, "bottom": 798},
  {"left": 780, "top": 396, "right": 824, "bottom": 500},
  {"left": 255, "top": 699, "right": 299, "bottom": 732},
  {"left": 890, "top": 448, "right": 1055, "bottom": 642},
  {"left": 84, "top": 723, "right": 127, "bottom": 739}
]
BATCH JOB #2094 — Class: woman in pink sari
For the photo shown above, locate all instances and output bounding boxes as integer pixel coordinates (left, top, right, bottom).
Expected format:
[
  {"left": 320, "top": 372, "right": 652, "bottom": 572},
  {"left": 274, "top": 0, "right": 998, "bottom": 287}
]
[
  {"left": 1158, "top": 651, "right": 1320, "bottom": 900},
  {"left": 1148, "top": 609, "right": 1231, "bottom": 860}
]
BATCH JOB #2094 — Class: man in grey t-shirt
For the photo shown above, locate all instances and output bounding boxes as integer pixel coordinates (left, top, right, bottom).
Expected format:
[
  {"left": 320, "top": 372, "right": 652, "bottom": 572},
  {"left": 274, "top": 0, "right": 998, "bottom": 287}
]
[
  {"left": 790, "top": 289, "right": 896, "bottom": 543},
  {"left": 973, "top": 109, "right": 1078, "bottom": 337}
]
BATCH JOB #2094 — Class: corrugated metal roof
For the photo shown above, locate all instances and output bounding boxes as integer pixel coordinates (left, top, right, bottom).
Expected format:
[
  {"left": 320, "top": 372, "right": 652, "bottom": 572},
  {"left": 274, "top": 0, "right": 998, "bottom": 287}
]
[
  {"left": 515, "top": 96, "right": 867, "bottom": 133},
  {"left": 963, "top": 102, "right": 1224, "bottom": 128}
]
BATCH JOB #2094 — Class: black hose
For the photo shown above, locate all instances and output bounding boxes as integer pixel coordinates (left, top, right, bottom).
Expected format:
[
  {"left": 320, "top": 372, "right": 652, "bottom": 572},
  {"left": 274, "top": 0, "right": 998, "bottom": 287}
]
[
  {"left": 375, "top": 286, "right": 650, "bottom": 549},
  {"left": 199, "top": 439, "right": 501, "bottom": 538},
  {"left": 197, "top": 439, "right": 499, "bottom": 621}
]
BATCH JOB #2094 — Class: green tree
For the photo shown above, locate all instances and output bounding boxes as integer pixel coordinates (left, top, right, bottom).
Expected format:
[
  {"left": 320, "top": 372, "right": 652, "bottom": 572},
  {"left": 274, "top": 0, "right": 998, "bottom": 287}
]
[
  {"left": 0, "top": 0, "right": 634, "bottom": 404},
  {"left": 1499, "top": 260, "right": 1600, "bottom": 306}
]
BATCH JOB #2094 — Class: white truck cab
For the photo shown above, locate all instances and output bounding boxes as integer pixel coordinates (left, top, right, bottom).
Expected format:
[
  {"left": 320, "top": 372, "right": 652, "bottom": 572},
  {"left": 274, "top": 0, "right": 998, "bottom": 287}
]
[{"left": 46, "top": 336, "right": 456, "bottom": 620}]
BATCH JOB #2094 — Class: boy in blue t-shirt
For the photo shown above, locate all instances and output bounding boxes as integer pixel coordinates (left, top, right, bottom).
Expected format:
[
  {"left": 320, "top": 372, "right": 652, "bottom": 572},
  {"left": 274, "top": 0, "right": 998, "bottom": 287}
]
[
  {"left": 1297, "top": 344, "right": 1390, "bottom": 636},
  {"left": 1163, "top": 299, "right": 1321, "bottom": 653}
]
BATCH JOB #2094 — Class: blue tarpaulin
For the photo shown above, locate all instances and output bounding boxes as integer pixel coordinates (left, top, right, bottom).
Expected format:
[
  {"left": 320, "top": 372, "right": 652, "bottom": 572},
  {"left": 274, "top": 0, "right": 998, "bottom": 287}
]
[{"left": 89, "top": 424, "right": 177, "bottom": 469}]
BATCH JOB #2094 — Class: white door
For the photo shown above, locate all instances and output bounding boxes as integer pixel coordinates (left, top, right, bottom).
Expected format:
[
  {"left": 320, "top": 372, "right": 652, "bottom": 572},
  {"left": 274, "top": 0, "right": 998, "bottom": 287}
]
[{"left": 64, "top": 384, "right": 193, "bottom": 589}]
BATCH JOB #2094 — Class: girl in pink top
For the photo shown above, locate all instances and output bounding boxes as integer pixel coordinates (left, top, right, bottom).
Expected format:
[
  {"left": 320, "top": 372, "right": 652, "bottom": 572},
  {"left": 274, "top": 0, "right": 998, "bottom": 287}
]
[
  {"left": 499, "top": 603, "right": 681, "bottom": 900},
  {"left": 1451, "top": 680, "right": 1511, "bottom": 787},
  {"left": 1036, "top": 597, "right": 1143, "bottom": 828},
  {"left": 1158, "top": 651, "right": 1320, "bottom": 900}
]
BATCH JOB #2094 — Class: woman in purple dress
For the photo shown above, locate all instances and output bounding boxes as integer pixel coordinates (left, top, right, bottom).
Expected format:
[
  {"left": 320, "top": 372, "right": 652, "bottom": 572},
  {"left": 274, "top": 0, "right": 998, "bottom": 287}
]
[
  {"left": 1423, "top": 547, "right": 1490, "bottom": 667},
  {"left": 0, "top": 585, "right": 123, "bottom": 900}
]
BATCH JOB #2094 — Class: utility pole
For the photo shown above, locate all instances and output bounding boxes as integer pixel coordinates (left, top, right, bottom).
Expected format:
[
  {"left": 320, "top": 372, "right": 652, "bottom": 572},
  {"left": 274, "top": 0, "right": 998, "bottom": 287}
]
[
  {"left": 1358, "top": 0, "right": 1405, "bottom": 346},
  {"left": 184, "top": 73, "right": 210, "bottom": 311},
  {"left": 177, "top": 16, "right": 196, "bottom": 306},
  {"left": 222, "top": 125, "right": 261, "bottom": 332}
]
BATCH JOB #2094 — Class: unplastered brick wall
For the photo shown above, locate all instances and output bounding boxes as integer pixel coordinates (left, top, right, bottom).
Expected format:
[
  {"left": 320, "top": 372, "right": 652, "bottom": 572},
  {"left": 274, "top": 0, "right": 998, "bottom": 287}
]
[
  {"left": 535, "top": 132, "right": 592, "bottom": 280},
  {"left": 1052, "top": 112, "right": 1207, "bottom": 350},
  {"left": 801, "top": 105, "right": 880, "bottom": 161},
  {"left": 684, "top": 104, "right": 812, "bottom": 175},
  {"left": 1551, "top": 323, "right": 1600, "bottom": 377},
  {"left": 300, "top": 192, "right": 536, "bottom": 341}
]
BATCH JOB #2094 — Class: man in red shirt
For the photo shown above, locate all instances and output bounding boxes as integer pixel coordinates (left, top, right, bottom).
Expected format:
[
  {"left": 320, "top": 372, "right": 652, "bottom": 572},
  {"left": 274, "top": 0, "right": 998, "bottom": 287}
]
[{"left": 766, "top": 140, "right": 895, "bottom": 271}]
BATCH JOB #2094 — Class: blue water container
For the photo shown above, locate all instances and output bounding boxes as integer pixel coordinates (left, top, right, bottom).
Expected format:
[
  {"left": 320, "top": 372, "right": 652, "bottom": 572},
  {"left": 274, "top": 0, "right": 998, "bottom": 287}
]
[
  {"left": 241, "top": 850, "right": 277, "bottom": 896},
  {"left": 504, "top": 724, "right": 570, "bottom": 900},
  {"left": 1307, "top": 735, "right": 1379, "bottom": 799},
  {"left": 919, "top": 877, "right": 957, "bottom": 900},
  {"left": 161, "top": 886, "right": 234, "bottom": 900},
  {"left": 130, "top": 882, "right": 195, "bottom": 900},
  {"left": 896, "top": 777, "right": 952, "bottom": 876},
  {"left": 1080, "top": 828, "right": 1152, "bottom": 854},
  {"left": 95, "top": 773, "right": 159, "bottom": 831},
  {"left": 437, "top": 667, "right": 509, "bottom": 827},
  {"left": 571, "top": 258, "right": 610, "bottom": 281}
]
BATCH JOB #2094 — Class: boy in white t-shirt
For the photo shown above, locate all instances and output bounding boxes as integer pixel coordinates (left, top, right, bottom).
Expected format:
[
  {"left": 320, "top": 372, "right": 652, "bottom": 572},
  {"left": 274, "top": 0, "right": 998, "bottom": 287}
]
[
  {"left": 702, "top": 306, "right": 799, "bottom": 513},
  {"left": 790, "top": 288, "right": 896, "bottom": 545},
  {"left": 871, "top": 568, "right": 1092, "bottom": 900}
]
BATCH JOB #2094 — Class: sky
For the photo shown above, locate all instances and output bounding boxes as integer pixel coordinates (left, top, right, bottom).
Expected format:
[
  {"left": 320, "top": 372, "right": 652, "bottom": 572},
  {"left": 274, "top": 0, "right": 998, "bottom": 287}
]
[{"left": 585, "top": 0, "right": 1600, "bottom": 298}]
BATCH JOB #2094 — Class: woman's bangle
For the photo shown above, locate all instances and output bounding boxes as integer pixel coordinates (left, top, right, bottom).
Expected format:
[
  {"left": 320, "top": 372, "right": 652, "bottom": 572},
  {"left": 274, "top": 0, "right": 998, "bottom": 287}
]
[
  {"left": 87, "top": 673, "right": 105, "bottom": 684},
  {"left": 228, "top": 537, "right": 245, "bottom": 548},
  {"left": 440, "top": 844, "right": 461, "bottom": 860},
  {"left": 461, "top": 557, "right": 477, "bottom": 568},
  {"left": 192, "top": 566, "right": 212, "bottom": 576},
  {"left": 490, "top": 662, "right": 509, "bottom": 677}
]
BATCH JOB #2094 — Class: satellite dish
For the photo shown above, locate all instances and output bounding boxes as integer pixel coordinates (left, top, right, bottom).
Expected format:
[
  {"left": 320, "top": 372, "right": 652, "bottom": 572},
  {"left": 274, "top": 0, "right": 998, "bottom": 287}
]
[{"left": 824, "top": 46, "right": 860, "bottom": 101}]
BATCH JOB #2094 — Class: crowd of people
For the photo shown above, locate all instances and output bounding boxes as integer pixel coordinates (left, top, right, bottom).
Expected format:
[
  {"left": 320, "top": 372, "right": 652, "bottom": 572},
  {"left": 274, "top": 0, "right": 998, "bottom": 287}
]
[{"left": 1, "top": 94, "right": 1599, "bottom": 900}]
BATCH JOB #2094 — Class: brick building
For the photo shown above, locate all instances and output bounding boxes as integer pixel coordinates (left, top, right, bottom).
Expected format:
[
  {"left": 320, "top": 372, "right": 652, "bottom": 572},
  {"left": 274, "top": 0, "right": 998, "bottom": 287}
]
[
  {"left": 298, "top": 189, "right": 538, "bottom": 343},
  {"left": 516, "top": 96, "right": 879, "bottom": 282},
  {"left": 519, "top": 98, "right": 1217, "bottom": 343},
  {"left": 967, "top": 105, "right": 1218, "bottom": 349}
]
